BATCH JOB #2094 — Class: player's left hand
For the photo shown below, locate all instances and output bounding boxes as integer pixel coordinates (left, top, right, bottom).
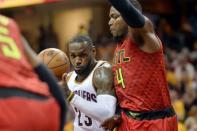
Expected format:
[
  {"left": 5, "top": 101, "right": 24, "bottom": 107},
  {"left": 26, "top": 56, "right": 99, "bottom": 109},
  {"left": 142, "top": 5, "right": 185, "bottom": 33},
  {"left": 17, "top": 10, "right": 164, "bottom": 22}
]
[
  {"left": 58, "top": 80, "right": 71, "bottom": 99},
  {"left": 101, "top": 114, "right": 122, "bottom": 131}
]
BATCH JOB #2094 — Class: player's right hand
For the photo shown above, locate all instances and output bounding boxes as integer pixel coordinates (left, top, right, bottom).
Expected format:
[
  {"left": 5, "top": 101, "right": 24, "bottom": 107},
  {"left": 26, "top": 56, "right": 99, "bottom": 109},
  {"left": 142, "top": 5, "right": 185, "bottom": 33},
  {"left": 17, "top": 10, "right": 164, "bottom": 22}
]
[
  {"left": 101, "top": 115, "right": 122, "bottom": 131},
  {"left": 60, "top": 73, "right": 75, "bottom": 102},
  {"left": 58, "top": 76, "right": 71, "bottom": 99}
]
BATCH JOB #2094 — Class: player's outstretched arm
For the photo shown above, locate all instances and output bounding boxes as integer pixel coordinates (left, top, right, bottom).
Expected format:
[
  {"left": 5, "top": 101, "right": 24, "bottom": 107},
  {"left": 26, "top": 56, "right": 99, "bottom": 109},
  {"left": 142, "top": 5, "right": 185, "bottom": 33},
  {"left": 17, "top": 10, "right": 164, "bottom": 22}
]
[
  {"left": 65, "top": 63, "right": 117, "bottom": 123},
  {"left": 21, "top": 37, "right": 66, "bottom": 130},
  {"left": 108, "top": 0, "right": 161, "bottom": 52}
]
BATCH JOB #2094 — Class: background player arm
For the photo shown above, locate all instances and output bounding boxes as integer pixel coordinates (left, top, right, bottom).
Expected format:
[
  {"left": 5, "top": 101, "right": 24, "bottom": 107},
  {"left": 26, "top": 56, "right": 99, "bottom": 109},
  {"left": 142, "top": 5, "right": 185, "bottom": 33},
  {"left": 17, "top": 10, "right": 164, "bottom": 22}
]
[
  {"left": 21, "top": 38, "right": 66, "bottom": 130},
  {"left": 108, "top": 0, "right": 161, "bottom": 53}
]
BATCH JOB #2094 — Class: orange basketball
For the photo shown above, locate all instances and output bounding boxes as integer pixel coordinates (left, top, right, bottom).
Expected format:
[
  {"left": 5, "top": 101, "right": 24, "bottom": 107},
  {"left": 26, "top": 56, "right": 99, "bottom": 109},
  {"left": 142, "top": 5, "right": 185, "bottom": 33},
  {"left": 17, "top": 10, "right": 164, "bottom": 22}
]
[{"left": 38, "top": 48, "right": 70, "bottom": 80}]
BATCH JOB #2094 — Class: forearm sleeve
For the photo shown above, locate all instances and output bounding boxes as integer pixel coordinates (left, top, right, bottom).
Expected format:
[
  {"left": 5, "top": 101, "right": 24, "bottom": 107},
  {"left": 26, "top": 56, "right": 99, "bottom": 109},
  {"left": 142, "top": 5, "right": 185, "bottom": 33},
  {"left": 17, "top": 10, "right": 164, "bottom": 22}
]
[
  {"left": 109, "top": 0, "right": 145, "bottom": 28},
  {"left": 70, "top": 94, "right": 117, "bottom": 123}
]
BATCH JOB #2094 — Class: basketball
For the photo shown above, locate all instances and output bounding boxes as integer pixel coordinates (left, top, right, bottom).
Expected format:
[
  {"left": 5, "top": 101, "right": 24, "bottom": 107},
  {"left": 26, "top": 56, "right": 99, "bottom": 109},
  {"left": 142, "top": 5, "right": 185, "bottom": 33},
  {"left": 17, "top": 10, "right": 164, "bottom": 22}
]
[{"left": 38, "top": 48, "right": 70, "bottom": 80}]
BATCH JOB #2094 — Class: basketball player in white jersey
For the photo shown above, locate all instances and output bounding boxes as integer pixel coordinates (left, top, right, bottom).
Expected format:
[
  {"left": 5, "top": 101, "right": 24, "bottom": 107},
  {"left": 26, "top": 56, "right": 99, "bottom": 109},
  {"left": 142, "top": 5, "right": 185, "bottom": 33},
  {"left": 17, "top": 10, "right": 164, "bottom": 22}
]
[{"left": 62, "top": 35, "right": 117, "bottom": 131}]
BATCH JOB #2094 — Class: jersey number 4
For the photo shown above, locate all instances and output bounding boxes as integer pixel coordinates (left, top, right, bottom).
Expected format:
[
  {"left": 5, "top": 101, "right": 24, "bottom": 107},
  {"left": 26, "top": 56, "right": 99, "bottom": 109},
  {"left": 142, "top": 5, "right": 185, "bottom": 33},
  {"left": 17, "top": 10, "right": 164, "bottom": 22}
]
[
  {"left": 116, "top": 68, "right": 126, "bottom": 88},
  {"left": 74, "top": 107, "right": 92, "bottom": 127},
  {"left": 0, "top": 17, "right": 21, "bottom": 60}
]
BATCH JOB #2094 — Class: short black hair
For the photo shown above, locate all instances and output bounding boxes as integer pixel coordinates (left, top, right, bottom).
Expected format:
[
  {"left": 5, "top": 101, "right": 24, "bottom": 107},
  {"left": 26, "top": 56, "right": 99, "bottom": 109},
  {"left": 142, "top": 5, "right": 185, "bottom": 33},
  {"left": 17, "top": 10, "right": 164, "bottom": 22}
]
[
  {"left": 129, "top": 0, "right": 142, "bottom": 12},
  {"left": 69, "top": 35, "right": 94, "bottom": 49}
]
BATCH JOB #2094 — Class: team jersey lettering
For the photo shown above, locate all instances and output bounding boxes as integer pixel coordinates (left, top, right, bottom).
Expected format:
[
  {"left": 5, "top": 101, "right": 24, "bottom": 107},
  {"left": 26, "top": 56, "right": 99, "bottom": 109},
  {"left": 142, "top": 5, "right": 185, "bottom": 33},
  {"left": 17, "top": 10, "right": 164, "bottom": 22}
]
[
  {"left": 116, "top": 68, "right": 126, "bottom": 88},
  {"left": 114, "top": 50, "right": 130, "bottom": 88},
  {"left": 114, "top": 49, "right": 130, "bottom": 65},
  {"left": 74, "top": 107, "right": 92, "bottom": 127},
  {"left": 0, "top": 16, "right": 21, "bottom": 60}
]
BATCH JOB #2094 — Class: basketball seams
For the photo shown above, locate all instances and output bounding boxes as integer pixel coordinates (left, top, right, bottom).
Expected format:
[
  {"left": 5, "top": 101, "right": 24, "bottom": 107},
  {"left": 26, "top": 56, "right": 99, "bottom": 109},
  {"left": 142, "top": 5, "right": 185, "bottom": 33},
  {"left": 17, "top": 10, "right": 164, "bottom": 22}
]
[
  {"left": 48, "top": 53, "right": 68, "bottom": 68},
  {"left": 47, "top": 52, "right": 61, "bottom": 66},
  {"left": 50, "top": 63, "right": 68, "bottom": 69},
  {"left": 38, "top": 48, "right": 70, "bottom": 77}
]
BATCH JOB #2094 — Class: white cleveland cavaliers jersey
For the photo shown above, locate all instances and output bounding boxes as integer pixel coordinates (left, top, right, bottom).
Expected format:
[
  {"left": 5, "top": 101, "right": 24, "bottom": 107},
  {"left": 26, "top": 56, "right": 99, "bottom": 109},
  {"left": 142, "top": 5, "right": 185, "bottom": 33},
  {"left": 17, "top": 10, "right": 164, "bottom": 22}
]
[{"left": 67, "top": 61, "right": 105, "bottom": 131}]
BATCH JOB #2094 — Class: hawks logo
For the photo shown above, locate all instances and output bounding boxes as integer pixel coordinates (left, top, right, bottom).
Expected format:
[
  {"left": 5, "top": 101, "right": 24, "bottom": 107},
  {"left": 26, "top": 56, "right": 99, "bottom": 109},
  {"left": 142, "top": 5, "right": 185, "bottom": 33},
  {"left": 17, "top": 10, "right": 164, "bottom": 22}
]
[{"left": 114, "top": 49, "right": 131, "bottom": 65}]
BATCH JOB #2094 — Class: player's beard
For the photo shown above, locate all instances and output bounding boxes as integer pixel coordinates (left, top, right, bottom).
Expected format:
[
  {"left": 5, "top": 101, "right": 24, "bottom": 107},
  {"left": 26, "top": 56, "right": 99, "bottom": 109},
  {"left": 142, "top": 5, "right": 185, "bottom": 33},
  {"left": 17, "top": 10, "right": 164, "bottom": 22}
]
[{"left": 75, "top": 59, "right": 92, "bottom": 76}]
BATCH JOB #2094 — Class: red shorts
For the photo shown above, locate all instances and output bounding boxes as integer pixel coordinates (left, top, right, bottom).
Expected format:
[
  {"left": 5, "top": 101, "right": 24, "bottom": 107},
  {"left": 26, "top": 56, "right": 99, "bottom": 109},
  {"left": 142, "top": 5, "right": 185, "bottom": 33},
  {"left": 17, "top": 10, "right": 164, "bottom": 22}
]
[
  {"left": 0, "top": 97, "right": 60, "bottom": 131},
  {"left": 116, "top": 112, "right": 178, "bottom": 131}
]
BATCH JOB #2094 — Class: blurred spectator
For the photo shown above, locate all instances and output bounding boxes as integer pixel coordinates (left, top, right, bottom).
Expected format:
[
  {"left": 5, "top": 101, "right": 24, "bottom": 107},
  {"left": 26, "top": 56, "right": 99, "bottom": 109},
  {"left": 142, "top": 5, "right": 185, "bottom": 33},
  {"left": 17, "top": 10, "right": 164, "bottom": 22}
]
[
  {"left": 170, "top": 88, "right": 186, "bottom": 121},
  {"left": 77, "top": 24, "right": 88, "bottom": 36},
  {"left": 180, "top": 16, "right": 195, "bottom": 51},
  {"left": 183, "top": 88, "right": 197, "bottom": 112},
  {"left": 95, "top": 36, "right": 116, "bottom": 64},
  {"left": 174, "top": 50, "right": 195, "bottom": 91},
  {"left": 185, "top": 106, "right": 197, "bottom": 131},
  {"left": 178, "top": 122, "right": 187, "bottom": 131},
  {"left": 38, "top": 24, "right": 59, "bottom": 52},
  {"left": 188, "top": 4, "right": 197, "bottom": 40},
  {"left": 165, "top": 48, "right": 197, "bottom": 131},
  {"left": 158, "top": 18, "right": 184, "bottom": 51}
]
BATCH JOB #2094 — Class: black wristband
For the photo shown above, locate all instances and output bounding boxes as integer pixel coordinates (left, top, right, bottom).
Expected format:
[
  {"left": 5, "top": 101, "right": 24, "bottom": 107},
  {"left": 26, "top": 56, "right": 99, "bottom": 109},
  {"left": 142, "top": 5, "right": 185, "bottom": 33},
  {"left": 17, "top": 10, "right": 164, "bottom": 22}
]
[{"left": 67, "top": 92, "right": 75, "bottom": 102}]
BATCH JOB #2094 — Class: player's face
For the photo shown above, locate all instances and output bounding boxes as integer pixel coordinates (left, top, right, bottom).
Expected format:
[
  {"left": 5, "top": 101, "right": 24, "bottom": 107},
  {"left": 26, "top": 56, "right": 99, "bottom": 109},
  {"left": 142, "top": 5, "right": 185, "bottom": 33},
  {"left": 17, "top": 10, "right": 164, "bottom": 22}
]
[
  {"left": 109, "top": 7, "right": 128, "bottom": 38},
  {"left": 69, "top": 42, "right": 95, "bottom": 75}
]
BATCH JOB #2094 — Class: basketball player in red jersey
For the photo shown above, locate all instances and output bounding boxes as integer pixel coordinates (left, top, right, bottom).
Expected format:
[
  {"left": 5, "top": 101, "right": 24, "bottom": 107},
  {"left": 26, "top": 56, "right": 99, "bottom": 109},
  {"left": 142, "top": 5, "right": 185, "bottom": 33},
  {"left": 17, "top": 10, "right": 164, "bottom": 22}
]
[
  {"left": 102, "top": 0, "right": 178, "bottom": 131},
  {"left": 0, "top": 15, "right": 65, "bottom": 131}
]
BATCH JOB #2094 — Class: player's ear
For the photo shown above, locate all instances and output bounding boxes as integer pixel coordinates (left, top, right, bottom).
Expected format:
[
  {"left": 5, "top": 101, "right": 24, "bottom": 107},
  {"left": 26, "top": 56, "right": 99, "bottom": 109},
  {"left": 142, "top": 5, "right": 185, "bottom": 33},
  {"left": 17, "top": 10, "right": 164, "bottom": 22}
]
[{"left": 92, "top": 46, "right": 96, "bottom": 58}]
